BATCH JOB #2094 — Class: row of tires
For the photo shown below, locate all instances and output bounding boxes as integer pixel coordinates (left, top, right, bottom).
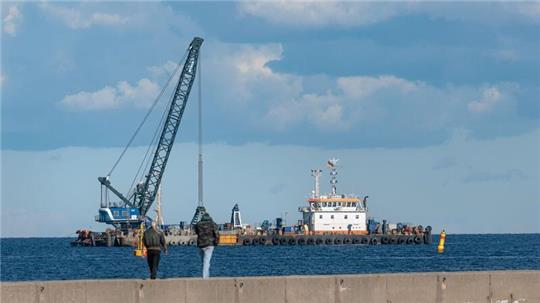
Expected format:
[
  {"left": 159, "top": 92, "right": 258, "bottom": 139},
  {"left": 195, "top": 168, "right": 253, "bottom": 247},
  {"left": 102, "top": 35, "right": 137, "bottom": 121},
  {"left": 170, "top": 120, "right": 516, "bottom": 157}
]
[
  {"left": 241, "top": 235, "right": 425, "bottom": 246},
  {"left": 169, "top": 240, "right": 196, "bottom": 246}
]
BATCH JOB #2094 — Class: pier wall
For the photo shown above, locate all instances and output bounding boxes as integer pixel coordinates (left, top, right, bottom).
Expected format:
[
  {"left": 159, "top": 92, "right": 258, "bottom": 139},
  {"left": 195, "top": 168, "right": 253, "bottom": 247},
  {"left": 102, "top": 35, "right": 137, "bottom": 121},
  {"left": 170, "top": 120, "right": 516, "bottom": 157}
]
[{"left": 2, "top": 271, "right": 539, "bottom": 303}]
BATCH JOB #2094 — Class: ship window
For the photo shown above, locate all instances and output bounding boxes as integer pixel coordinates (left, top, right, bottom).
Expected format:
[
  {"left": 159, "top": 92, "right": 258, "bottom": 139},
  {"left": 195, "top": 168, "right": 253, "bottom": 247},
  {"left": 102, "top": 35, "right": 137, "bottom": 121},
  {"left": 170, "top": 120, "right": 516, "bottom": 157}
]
[
  {"left": 332, "top": 202, "right": 337, "bottom": 207},
  {"left": 331, "top": 215, "right": 334, "bottom": 219},
  {"left": 352, "top": 203, "right": 357, "bottom": 207},
  {"left": 323, "top": 202, "right": 327, "bottom": 207},
  {"left": 113, "top": 211, "right": 119, "bottom": 217},
  {"left": 122, "top": 211, "right": 128, "bottom": 217},
  {"left": 356, "top": 215, "right": 360, "bottom": 219},
  {"left": 344, "top": 215, "right": 348, "bottom": 219},
  {"left": 347, "top": 202, "right": 351, "bottom": 207},
  {"left": 319, "top": 215, "right": 323, "bottom": 219}
]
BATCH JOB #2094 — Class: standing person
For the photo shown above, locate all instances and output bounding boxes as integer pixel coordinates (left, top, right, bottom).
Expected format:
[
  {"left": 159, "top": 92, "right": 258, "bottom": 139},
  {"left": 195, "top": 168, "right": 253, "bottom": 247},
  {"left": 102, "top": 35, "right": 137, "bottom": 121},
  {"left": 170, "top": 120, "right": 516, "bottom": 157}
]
[
  {"left": 194, "top": 213, "right": 219, "bottom": 279},
  {"left": 143, "top": 221, "right": 167, "bottom": 279}
]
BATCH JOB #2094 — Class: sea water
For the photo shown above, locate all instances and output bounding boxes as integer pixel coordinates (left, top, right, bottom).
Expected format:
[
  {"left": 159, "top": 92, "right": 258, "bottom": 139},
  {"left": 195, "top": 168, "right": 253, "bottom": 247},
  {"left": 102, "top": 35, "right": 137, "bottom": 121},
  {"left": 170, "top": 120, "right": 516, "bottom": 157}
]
[{"left": 1, "top": 234, "right": 539, "bottom": 281}]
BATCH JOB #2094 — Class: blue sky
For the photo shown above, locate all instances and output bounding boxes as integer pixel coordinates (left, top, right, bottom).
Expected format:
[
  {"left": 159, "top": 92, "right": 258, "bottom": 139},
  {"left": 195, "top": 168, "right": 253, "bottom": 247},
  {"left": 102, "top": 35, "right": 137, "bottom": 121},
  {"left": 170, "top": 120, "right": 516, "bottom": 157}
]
[{"left": 1, "top": 1, "right": 539, "bottom": 236}]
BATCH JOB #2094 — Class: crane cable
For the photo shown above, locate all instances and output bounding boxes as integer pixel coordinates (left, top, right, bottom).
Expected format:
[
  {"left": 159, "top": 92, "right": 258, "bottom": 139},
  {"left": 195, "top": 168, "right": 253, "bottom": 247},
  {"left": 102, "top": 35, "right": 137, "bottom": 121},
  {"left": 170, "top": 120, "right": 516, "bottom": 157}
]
[{"left": 106, "top": 48, "right": 189, "bottom": 178}]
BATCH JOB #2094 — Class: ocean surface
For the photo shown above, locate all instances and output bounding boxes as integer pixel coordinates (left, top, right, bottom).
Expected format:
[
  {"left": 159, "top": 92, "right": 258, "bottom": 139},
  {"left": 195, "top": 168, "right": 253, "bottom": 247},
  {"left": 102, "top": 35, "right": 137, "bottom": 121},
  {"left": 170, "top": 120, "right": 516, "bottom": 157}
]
[{"left": 1, "top": 234, "right": 539, "bottom": 281}]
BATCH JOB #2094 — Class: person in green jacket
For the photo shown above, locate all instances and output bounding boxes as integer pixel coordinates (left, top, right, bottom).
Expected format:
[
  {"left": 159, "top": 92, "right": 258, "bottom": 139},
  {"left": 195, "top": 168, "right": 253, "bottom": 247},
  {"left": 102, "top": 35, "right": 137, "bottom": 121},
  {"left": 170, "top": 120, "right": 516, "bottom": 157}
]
[
  {"left": 143, "top": 221, "right": 167, "bottom": 279},
  {"left": 194, "top": 213, "right": 219, "bottom": 279}
]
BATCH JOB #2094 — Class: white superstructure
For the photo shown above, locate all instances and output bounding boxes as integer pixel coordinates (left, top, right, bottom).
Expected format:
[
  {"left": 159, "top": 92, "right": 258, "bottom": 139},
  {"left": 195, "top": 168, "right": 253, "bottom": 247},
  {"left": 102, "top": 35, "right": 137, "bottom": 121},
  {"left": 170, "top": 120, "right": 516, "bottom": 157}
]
[{"left": 299, "top": 159, "right": 369, "bottom": 235}]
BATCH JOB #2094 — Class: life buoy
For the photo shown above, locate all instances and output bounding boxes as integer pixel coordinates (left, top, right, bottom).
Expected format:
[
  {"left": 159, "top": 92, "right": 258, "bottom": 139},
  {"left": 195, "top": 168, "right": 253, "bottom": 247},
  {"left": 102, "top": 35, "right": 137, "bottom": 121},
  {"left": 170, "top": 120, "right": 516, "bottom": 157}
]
[
  {"left": 288, "top": 238, "right": 297, "bottom": 245},
  {"left": 389, "top": 237, "right": 397, "bottom": 245},
  {"left": 243, "top": 238, "right": 251, "bottom": 246},
  {"left": 252, "top": 238, "right": 260, "bottom": 245},
  {"left": 334, "top": 238, "right": 342, "bottom": 245},
  {"left": 325, "top": 238, "right": 334, "bottom": 245},
  {"left": 353, "top": 237, "right": 361, "bottom": 244},
  {"left": 259, "top": 237, "right": 267, "bottom": 245},
  {"left": 381, "top": 237, "right": 389, "bottom": 244},
  {"left": 272, "top": 237, "right": 280, "bottom": 245},
  {"left": 406, "top": 237, "right": 414, "bottom": 244},
  {"left": 343, "top": 238, "right": 352, "bottom": 245},
  {"left": 361, "top": 237, "right": 369, "bottom": 245},
  {"left": 170, "top": 241, "right": 177, "bottom": 246},
  {"left": 307, "top": 238, "right": 315, "bottom": 245},
  {"left": 414, "top": 236, "right": 423, "bottom": 244},
  {"left": 370, "top": 237, "right": 379, "bottom": 245},
  {"left": 279, "top": 237, "right": 288, "bottom": 245},
  {"left": 298, "top": 238, "right": 306, "bottom": 245},
  {"left": 316, "top": 238, "right": 324, "bottom": 245},
  {"left": 189, "top": 240, "right": 196, "bottom": 246},
  {"left": 397, "top": 237, "right": 405, "bottom": 244}
]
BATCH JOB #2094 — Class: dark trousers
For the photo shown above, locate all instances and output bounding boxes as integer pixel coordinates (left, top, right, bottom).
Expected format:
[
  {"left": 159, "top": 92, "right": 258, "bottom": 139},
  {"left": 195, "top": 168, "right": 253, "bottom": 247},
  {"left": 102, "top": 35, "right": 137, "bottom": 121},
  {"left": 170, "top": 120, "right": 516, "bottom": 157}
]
[{"left": 147, "top": 250, "right": 161, "bottom": 279}]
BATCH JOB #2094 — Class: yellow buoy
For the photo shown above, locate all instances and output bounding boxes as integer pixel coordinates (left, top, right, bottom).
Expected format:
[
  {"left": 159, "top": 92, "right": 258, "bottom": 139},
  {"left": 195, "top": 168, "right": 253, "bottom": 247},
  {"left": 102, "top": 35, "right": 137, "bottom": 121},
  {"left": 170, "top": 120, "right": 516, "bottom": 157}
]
[
  {"left": 134, "top": 223, "right": 147, "bottom": 257},
  {"left": 437, "top": 230, "right": 446, "bottom": 253}
]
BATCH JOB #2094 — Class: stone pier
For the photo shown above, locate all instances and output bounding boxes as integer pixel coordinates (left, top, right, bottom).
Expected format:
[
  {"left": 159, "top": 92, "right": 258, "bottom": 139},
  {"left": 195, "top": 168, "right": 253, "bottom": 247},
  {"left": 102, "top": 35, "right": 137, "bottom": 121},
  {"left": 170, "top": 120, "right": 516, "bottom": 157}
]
[{"left": 1, "top": 270, "right": 539, "bottom": 303}]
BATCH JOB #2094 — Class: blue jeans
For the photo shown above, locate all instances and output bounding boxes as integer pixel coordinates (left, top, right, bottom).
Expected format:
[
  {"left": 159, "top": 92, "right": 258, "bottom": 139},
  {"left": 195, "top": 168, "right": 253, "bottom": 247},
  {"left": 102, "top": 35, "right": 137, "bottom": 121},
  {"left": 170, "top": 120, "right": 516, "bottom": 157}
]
[{"left": 198, "top": 246, "right": 214, "bottom": 279}]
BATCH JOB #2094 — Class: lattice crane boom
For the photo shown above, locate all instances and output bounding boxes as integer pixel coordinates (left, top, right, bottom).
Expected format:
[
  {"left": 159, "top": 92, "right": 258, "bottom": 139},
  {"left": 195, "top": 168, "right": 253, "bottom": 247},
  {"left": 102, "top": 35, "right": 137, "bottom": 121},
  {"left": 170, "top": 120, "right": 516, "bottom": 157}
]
[{"left": 97, "top": 37, "right": 203, "bottom": 225}]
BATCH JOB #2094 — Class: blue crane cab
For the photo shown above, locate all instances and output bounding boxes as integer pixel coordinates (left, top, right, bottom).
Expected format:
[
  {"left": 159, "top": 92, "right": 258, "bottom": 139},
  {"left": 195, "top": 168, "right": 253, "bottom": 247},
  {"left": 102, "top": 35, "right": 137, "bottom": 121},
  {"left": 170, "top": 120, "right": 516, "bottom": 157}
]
[{"left": 96, "top": 207, "right": 140, "bottom": 225}]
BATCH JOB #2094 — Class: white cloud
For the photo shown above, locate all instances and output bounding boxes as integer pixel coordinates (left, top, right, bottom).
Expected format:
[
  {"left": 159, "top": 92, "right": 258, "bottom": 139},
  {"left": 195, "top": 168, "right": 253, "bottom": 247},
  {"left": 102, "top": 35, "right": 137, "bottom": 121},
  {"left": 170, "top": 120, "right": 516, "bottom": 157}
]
[
  {"left": 180, "top": 41, "right": 520, "bottom": 136},
  {"left": 337, "top": 76, "right": 418, "bottom": 99},
  {"left": 2, "top": 5, "right": 22, "bottom": 36},
  {"left": 39, "top": 3, "right": 128, "bottom": 29},
  {"left": 467, "top": 87, "right": 503, "bottom": 113},
  {"left": 59, "top": 78, "right": 160, "bottom": 111},
  {"left": 239, "top": 1, "right": 540, "bottom": 27},
  {"left": 147, "top": 61, "right": 178, "bottom": 78},
  {"left": 239, "top": 1, "right": 405, "bottom": 27}
]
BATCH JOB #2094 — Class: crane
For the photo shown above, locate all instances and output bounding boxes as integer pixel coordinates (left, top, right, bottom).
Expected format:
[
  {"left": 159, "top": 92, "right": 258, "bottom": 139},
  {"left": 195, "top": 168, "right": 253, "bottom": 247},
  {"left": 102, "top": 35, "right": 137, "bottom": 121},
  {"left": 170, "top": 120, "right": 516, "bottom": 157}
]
[{"left": 96, "top": 37, "right": 203, "bottom": 229}]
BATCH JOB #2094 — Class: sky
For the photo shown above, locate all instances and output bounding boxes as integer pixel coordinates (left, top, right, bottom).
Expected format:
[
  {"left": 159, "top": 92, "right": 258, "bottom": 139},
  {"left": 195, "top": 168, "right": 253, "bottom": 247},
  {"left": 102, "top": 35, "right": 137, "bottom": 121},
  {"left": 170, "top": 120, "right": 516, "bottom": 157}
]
[{"left": 1, "top": 1, "right": 539, "bottom": 236}]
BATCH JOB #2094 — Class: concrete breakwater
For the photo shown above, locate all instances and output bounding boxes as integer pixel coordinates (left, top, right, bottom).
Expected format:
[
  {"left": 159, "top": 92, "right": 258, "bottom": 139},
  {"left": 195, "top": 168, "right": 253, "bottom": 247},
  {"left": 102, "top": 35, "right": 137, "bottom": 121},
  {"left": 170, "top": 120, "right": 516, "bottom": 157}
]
[{"left": 1, "top": 271, "right": 538, "bottom": 303}]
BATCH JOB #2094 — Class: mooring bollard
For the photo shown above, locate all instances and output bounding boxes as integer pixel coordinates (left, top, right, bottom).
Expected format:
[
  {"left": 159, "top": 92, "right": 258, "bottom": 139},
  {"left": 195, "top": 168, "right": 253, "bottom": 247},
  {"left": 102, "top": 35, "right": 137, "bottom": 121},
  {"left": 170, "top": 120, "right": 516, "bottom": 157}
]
[{"left": 437, "top": 230, "right": 446, "bottom": 253}]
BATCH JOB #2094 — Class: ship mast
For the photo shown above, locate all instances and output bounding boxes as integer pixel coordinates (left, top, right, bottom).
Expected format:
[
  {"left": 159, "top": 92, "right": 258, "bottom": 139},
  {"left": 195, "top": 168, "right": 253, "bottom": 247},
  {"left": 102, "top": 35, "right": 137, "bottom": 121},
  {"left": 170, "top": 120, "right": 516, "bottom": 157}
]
[
  {"left": 328, "top": 158, "right": 339, "bottom": 196},
  {"left": 311, "top": 169, "right": 322, "bottom": 198}
]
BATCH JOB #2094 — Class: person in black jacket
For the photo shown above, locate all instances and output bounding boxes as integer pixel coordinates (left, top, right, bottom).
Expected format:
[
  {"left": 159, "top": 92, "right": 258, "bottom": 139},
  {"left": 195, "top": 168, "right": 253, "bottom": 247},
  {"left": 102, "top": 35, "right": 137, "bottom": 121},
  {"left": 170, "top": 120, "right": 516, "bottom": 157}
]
[
  {"left": 143, "top": 221, "right": 167, "bottom": 279},
  {"left": 194, "top": 213, "right": 219, "bottom": 279}
]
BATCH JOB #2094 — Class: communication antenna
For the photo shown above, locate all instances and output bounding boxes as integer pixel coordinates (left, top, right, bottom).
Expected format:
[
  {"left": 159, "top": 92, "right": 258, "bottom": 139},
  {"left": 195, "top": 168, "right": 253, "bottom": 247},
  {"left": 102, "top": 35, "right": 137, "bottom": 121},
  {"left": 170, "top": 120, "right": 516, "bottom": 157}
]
[{"left": 327, "top": 158, "right": 339, "bottom": 196}]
